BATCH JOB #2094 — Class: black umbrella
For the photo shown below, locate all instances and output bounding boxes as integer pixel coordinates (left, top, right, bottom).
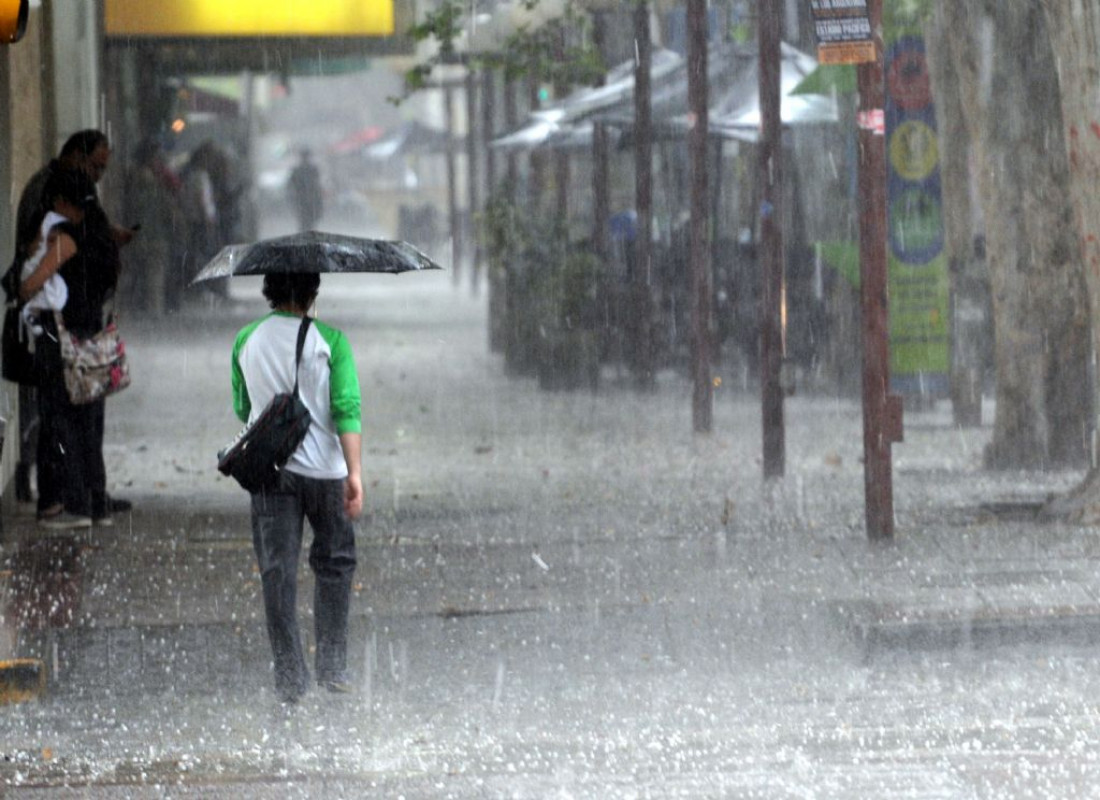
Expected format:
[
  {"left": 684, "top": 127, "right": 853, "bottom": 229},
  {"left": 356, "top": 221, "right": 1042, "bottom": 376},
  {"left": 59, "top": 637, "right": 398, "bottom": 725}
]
[{"left": 190, "top": 231, "right": 443, "bottom": 284}]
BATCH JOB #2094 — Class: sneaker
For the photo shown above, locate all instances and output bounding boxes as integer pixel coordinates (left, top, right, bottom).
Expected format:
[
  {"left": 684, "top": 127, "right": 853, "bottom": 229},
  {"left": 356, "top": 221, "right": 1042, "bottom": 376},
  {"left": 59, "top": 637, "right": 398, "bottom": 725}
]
[
  {"left": 93, "top": 514, "right": 115, "bottom": 527},
  {"left": 318, "top": 679, "right": 354, "bottom": 695},
  {"left": 38, "top": 511, "right": 92, "bottom": 530}
]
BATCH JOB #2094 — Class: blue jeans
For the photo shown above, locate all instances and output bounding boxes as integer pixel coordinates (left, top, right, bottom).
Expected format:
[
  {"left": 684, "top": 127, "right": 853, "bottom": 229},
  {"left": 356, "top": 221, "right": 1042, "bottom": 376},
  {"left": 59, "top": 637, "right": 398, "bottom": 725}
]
[{"left": 250, "top": 471, "right": 357, "bottom": 699}]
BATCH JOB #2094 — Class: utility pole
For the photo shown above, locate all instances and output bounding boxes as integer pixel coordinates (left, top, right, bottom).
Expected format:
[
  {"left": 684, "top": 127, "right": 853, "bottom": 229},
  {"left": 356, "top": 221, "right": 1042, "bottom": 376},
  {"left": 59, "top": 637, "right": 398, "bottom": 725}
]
[
  {"left": 465, "top": 67, "right": 481, "bottom": 291},
  {"left": 688, "top": 0, "right": 712, "bottom": 432},
  {"left": 632, "top": 1, "right": 655, "bottom": 389},
  {"left": 444, "top": 80, "right": 461, "bottom": 284},
  {"left": 759, "top": 0, "right": 785, "bottom": 477},
  {"left": 857, "top": 0, "right": 902, "bottom": 540}
]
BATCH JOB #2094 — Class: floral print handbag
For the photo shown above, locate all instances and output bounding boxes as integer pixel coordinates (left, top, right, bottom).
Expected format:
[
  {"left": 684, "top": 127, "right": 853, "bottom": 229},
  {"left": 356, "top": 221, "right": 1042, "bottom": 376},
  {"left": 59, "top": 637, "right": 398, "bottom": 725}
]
[{"left": 55, "top": 311, "right": 131, "bottom": 405}]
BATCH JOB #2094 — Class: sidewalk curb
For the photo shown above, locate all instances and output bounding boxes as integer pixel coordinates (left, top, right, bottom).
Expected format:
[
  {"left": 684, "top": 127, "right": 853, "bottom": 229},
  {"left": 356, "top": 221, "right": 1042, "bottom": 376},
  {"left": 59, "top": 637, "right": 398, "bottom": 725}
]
[{"left": 832, "top": 600, "right": 1100, "bottom": 658}]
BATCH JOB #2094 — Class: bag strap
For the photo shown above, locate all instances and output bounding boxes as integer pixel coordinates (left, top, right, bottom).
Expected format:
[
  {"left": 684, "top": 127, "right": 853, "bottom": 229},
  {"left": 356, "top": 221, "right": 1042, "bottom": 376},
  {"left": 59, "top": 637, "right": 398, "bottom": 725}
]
[{"left": 292, "top": 315, "right": 312, "bottom": 397}]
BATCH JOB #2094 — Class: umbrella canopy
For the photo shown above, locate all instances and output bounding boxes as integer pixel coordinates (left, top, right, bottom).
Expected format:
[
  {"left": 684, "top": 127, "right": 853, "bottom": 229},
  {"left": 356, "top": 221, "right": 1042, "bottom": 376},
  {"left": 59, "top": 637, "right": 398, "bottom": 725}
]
[
  {"left": 190, "top": 231, "right": 443, "bottom": 283},
  {"left": 590, "top": 42, "right": 740, "bottom": 128},
  {"left": 361, "top": 121, "right": 457, "bottom": 159},
  {"left": 709, "top": 42, "right": 838, "bottom": 131},
  {"left": 329, "top": 125, "right": 386, "bottom": 155},
  {"left": 488, "top": 48, "right": 684, "bottom": 153},
  {"left": 535, "top": 48, "right": 685, "bottom": 126},
  {"left": 489, "top": 116, "right": 610, "bottom": 153},
  {"left": 489, "top": 41, "right": 835, "bottom": 151},
  {"left": 490, "top": 117, "right": 563, "bottom": 152}
]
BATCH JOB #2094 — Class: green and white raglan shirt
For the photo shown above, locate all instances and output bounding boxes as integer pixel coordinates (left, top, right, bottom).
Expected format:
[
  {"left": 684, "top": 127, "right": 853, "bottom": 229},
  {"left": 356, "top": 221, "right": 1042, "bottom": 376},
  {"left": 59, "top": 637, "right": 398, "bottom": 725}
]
[{"left": 231, "top": 312, "right": 362, "bottom": 480}]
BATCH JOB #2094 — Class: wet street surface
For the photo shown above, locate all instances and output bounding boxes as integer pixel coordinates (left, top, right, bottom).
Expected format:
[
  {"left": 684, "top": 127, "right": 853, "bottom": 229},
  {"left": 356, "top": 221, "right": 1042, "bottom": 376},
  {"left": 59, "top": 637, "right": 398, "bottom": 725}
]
[{"left": 3, "top": 275, "right": 1100, "bottom": 798}]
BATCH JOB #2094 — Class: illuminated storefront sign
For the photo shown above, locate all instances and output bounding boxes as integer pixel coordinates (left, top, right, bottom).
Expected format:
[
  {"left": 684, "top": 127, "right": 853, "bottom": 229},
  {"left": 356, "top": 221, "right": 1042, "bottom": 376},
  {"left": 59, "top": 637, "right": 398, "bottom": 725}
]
[{"left": 104, "top": 0, "right": 394, "bottom": 38}]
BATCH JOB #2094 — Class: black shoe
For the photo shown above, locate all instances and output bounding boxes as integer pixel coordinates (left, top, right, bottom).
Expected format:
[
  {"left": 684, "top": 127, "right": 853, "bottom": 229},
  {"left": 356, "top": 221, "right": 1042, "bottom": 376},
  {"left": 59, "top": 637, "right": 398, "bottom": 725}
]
[
  {"left": 14, "top": 463, "right": 33, "bottom": 504},
  {"left": 107, "top": 496, "right": 132, "bottom": 513},
  {"left": 277, "top": 686, "right": 307, "bottom": 705}
]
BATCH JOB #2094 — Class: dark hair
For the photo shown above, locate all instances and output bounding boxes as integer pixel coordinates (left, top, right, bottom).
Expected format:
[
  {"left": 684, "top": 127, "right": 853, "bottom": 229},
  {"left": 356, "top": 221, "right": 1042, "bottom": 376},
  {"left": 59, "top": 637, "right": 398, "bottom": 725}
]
[
  {"left": 59, "top": 129, "right": 109, "bottom": 160},
  {"left": 262, "top": 273, "right": 320, "bottom": 310},
  {"left": 44, "top": 167, "right": 98, "bottom": 209}
]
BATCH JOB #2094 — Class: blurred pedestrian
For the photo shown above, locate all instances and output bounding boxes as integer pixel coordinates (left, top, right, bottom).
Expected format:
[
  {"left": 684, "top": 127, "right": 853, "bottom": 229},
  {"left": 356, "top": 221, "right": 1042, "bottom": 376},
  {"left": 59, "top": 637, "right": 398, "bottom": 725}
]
[
  {"left": 121, "top": 137, "right": 182, "bottom": 316},
  {"left": 176, "top": 142, "right": 221, "bottom": 308},
  {"left": 231, "top": 272, "right": 362, "bottom": 703},
  {"left": 210, "top": 145, "right": 246, "bottom": 250},
  {"left": 288, "top": 148, "right": 323, "bottom": 232},
  {"left": 177, "top": 141, "right": 244, "bottom": 304}
]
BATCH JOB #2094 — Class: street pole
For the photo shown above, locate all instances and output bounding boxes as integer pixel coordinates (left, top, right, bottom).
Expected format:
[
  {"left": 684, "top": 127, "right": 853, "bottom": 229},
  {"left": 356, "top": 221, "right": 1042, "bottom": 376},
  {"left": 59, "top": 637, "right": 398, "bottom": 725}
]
[
  {"left": 633, "top": 1, "right": 655, "bottom": 389},
  {"left": 759, "top": 0, "right": 785, "bottom": 477},
  {"left": 444, "top": 81, "right": 461, "bottom": 284},
  {"left": 688, "top": 0, "right": 712, "bottom": 433},
  {"left": 465, "top": 67, "right": 481, "bottom": 292},
  {"left": 857, "top": 0, "right": 902, "bottom": 540}
]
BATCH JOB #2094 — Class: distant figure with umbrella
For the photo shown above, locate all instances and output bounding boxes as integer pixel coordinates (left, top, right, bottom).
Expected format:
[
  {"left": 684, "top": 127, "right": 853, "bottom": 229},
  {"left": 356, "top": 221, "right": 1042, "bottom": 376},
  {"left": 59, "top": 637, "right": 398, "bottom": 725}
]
[
  {"left": 231, "top": 271, "right": 362, "bottom": 703},
  {"left": 287, "top": 148, "right": 323, "bottom": 232}
]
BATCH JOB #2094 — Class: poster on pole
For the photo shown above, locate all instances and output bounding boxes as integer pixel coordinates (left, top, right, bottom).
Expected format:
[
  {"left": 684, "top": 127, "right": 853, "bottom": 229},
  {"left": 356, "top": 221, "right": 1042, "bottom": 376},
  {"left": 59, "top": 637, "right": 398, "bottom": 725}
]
[
  {"left": 808, "top": 0, "right": 876, "bottom": 65},
  {"left": 886, "top": 29, "right": 950, "bottom": 396}
]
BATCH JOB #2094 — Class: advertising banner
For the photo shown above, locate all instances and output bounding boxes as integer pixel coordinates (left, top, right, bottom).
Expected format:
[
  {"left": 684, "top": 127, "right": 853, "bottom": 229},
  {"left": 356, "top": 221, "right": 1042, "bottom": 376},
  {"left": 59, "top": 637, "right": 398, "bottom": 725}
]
[{"left": 885, "top": 29, "right": 950, "bottom": 395}]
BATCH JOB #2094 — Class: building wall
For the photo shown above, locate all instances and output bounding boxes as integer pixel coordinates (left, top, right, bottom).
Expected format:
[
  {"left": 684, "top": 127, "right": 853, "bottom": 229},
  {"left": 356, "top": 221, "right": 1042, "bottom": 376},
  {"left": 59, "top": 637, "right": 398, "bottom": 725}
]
[
  {"left": 47, "top": 0, "right": 102, "bottom": 151},
  {"left": 2, "top": 1, "right": 97, "bottom": 499},
  {"left": 10, "top": 6, "right": 48, "bottom": 191},
  {"left": 2, "top": 5, "right": 52, "bottom": 496}
]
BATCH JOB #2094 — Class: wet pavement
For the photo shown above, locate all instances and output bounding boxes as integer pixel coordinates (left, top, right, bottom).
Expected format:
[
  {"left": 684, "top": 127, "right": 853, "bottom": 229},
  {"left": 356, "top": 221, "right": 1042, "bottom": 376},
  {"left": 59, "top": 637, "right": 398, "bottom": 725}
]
[{"left": 2, "top": 273, "right": 1100, "bottom": 798}]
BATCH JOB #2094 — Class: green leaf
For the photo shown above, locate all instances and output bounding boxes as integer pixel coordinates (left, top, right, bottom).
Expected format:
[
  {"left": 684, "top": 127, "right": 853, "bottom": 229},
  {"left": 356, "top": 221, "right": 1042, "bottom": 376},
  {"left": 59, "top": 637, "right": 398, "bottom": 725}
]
[
  {"left": 816, "top": 241, "right": 861, "bottom": 288},
  {"left": 791, "top": 64, "right": 857, "bottom": 96}
]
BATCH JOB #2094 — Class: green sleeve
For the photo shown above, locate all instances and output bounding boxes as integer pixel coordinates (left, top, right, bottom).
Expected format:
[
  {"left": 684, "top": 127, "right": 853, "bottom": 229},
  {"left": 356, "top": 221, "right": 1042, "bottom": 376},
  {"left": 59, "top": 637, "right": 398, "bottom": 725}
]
[
  {"left": 326, "top": 329, "right": 362, "bottom": 435},
  {"left": 231, "top": 329, "right": 252, "bottom": 423}
]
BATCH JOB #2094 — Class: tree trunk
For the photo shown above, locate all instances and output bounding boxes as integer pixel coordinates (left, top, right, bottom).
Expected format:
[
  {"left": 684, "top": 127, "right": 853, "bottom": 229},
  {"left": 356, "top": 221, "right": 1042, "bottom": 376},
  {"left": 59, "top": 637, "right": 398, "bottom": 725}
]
[
  {"left": 760, "top": 0, "right": 786, "bottom": 477},
  {"left": 1039, "top": 0, "right": 1100, "bottom": 520},
  {"left": 926, "top": 4, "right": 981, "bottom": 427},
  {"left": 940, "top": 1, "right": 1090, "bottom": 473}
]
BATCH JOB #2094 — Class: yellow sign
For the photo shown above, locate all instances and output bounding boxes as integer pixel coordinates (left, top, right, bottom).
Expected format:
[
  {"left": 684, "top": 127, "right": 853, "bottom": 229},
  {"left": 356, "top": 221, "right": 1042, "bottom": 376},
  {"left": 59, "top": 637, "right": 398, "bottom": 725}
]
[
  {"left": 1, "top": 0, "right": 28, "bottom": 44},
  {"left": 889, "top": 120, "right": 939, "bottom": 182},
  {"left": 105, "top": 0, "right": 394, "bottom": 37}
]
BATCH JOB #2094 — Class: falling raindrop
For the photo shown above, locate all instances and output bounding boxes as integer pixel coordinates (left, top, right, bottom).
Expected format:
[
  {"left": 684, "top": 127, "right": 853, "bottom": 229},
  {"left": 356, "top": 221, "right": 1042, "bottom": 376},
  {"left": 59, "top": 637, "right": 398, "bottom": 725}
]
[{"left": 492, "top": 659, "right": 506, "bottom": 708}]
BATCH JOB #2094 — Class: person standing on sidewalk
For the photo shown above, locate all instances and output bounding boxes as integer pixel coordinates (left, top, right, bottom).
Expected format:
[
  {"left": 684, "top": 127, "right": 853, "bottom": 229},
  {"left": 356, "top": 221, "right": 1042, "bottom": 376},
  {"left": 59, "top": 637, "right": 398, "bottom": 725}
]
[
  {"left": 231, "top": 272, "right": 363, "bottom": 703},
  {"left": 7, "top": 129, "right": 136, "bottom": 517},
  {"left": 18, "top": 169, "right": 102, "bottom": 528}
]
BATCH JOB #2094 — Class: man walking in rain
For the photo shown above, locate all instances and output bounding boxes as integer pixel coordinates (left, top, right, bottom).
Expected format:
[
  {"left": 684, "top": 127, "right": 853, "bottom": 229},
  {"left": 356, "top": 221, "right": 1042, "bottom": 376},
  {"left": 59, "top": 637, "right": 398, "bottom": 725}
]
[
  {"left": 287, "top": 148, "right": 323, "bottom": 232},
  {"left": 231, "top": 272, "right": 363, "bottom": 703}
]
